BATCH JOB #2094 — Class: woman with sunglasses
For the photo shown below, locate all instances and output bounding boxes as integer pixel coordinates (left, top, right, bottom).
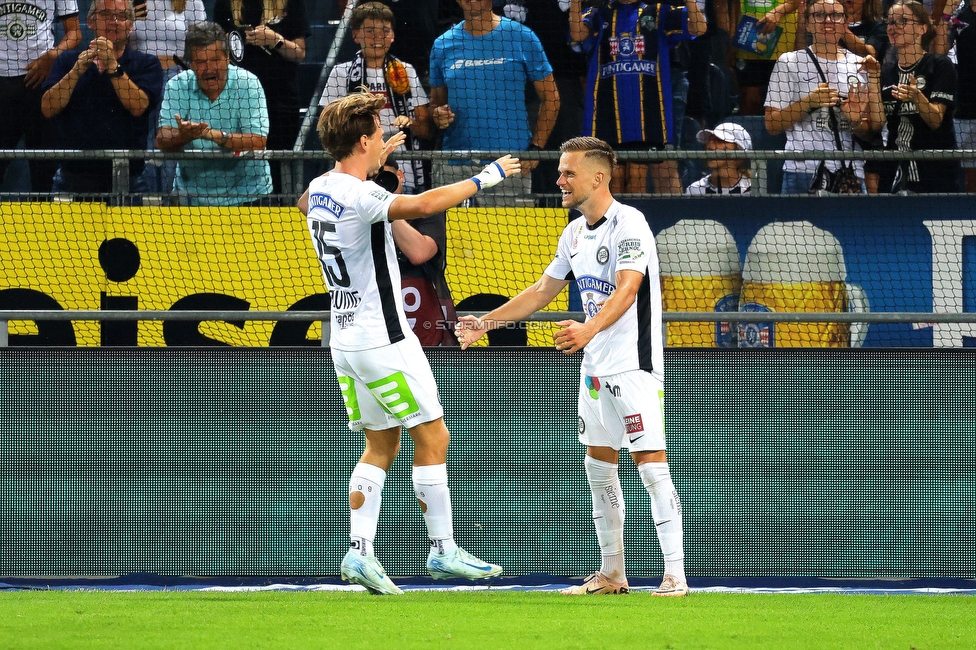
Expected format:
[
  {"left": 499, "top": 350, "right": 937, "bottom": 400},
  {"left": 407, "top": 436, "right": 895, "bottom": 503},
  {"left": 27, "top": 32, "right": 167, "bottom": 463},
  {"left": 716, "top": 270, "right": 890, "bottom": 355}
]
[
  {"left": 879, "top": 0, "right": 960, "bottom": 192},
  {"left": 765, "top": 0, "right": 884, "bottom": 194}
]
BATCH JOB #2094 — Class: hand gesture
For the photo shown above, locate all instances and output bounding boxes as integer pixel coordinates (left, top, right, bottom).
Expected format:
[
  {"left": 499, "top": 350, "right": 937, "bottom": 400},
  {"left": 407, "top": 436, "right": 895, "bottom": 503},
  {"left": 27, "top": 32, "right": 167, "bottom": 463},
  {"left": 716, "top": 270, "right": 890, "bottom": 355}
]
[
  {"left": 381, "top": 130, "right": 407, "bottom": 165},
  {"left": 805, "top": 83, "right": 841, "bottom": 112},
  {"left": 891, "top": 74, "right": 922, "bottom": 104},
  {"left": 455, "top": 315, "right": 489, "bottom": 349},
  {"left": 840, "top": 80, "right": 867, "bottom": 126},
  {"left": 432, "top": 104, "right": 455, "bottom": 129},
  {"left": 493, "top": 154, "right": 521, "bottom": 179},
  {"left": 245, "top": 25, "right": 281, "bottom": 48},
  {"left": 553, "top": 319, "right": 593, "bottom": 355},
  {"left": 90, "top": 37, "right": 117, "bottom": 73},
  {"left": 757, "top": 10, "right": 781, "bottom": 34},
  {"left": 73, "top": 46, "right": 97, "bottom": 74},
  {"left": 391, "top": 115, "right": 414, "bottom": 130},
  {"left": 858, "top": 55, "right": 880, "bottom": 79},
  {"left": 134, "top": 1, "right": 148, "bottom": 20},
  {"left": 24, "top": 50, "right": 58, "bottom": 89},
  {"left": 173, "top": 113, "right": 210, "bottom": 141}
]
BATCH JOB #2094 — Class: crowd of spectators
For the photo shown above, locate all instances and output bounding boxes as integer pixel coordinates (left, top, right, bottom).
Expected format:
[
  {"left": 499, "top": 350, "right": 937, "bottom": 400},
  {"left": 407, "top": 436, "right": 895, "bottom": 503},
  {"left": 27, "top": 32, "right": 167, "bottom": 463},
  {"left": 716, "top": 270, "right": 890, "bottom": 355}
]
[{"left": 1, "top": 0, "right": 974, "bottom": 198}]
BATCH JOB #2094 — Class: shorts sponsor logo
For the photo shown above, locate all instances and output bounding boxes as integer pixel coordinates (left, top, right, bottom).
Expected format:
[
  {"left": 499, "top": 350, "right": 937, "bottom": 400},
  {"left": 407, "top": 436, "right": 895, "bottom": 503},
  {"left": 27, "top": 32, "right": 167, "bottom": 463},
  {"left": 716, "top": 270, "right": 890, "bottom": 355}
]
[
  {"left": 605, "top": 382, "right": 621, "bottom": 397},
  {"left": 337, "top": 375, "right": 361, "bottom": 422},
  {"left": 367, "top": 371, "right": 420, "bottom": 419},
  {"left": 585, "top": 375, "right": 601, "bottom": 399},
  {"left": 624, "top": 414, "right": 644, "bottom": 434}
]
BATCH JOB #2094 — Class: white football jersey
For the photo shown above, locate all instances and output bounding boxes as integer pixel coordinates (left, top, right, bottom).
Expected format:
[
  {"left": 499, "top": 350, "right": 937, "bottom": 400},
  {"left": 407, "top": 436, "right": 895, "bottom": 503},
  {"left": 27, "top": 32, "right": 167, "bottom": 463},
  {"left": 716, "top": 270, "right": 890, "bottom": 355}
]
[
  {"left": 306, "top": 172, "right": 415, "bottom": 351},
  {"left": 545, "top": 201, "right": 663, "bottom": 378}
]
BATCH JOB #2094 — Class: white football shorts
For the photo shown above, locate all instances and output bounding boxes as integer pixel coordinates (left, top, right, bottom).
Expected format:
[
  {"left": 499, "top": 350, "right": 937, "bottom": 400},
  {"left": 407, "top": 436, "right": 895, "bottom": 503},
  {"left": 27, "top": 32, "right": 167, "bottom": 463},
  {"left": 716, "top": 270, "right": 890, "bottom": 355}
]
[
  {"left": 332, "top": 338, "right": 444, "bottom": 432},
  {"left": 577, "top": 369, "right": 666, "bottom": 452}
]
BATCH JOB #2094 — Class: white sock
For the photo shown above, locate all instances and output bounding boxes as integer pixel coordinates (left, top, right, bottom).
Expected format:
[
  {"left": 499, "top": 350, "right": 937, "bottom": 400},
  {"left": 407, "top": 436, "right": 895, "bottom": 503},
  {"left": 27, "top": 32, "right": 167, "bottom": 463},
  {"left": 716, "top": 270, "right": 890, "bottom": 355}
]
[
  {"left": 412, "top": 463, "right": 457, "bottom": 554},
  {"left": 584, "top": 455, "right": 626, "bottom": 581},
  {"left": 638, "top": 462, "right": 685, "bottom": 583},
  {"left": 349, "top": 462, "right": 386, "bottom": 556}
]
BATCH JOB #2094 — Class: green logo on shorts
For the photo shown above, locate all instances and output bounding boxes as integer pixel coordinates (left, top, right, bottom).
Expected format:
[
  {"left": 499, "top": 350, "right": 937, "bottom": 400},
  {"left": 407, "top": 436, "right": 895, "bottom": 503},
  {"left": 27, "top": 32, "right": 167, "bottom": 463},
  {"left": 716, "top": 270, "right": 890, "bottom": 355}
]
[
  {"left": 585, "top": 375, "right": 601, "bottom": 399},
  {"left": 367, "top": 371, "right": 420, "bottom": 418},
  {"left": 337, "top": 376, "right": 361, "bottom": 422}
]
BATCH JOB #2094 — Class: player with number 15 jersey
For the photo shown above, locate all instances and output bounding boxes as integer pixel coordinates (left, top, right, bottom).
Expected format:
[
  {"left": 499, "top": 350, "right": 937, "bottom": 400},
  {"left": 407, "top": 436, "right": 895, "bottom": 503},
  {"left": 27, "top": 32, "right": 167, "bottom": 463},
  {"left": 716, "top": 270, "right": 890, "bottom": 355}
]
[{"left": 306, "top": 171, "right": 410, "bottom": 352}]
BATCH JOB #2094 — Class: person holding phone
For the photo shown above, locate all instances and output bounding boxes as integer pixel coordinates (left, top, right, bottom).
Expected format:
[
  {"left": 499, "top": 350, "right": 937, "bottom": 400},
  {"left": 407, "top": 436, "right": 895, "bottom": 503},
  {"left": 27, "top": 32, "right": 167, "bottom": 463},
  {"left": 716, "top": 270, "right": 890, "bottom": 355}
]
[{"left": 214, "top": 0, "right": 311, "bottom": 197}]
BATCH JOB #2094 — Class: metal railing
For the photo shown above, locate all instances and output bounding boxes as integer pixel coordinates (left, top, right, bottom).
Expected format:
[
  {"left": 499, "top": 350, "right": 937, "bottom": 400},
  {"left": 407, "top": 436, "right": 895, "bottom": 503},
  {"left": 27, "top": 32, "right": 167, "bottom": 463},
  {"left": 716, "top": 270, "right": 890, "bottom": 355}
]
[
  {"left": 3, "top": 310, "right": 976, "bottom": 348},
  {"left": 2, "top": 148, "right": 975, "bottom": 199}
]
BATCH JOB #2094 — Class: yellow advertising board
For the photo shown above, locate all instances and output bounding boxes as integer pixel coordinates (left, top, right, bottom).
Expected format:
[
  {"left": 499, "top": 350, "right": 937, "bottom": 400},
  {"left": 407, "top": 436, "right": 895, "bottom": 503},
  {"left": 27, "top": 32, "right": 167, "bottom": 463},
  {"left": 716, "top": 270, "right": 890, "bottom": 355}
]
[
  {"left": 2, "top": 204, "right": 567, "bottom": 347},
  {"left": 0, "top": 203, "right": 326, "bottom": 346}
]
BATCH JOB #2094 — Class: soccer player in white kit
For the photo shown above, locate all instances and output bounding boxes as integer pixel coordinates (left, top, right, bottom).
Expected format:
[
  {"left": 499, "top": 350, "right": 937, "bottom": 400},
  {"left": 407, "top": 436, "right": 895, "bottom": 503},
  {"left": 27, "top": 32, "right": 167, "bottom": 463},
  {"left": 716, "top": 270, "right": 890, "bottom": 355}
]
[
  {"left": 456, "top": 136, "right": 688, "bottom": 597},
  {"left": 299, "top": 92, "right": 519, "bottom": 595}
]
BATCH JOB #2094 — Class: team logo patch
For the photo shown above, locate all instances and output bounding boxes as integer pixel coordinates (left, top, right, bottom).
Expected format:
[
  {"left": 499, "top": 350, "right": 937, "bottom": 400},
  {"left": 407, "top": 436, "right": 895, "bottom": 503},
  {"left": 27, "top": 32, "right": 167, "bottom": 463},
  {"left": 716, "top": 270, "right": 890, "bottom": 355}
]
[
  {"left": 585, "top": 375, "right": 601, "bottom": 399},
  {"left": 578, "top": 416, "right": 585, "bottom": 434},
  {"left": 596, "top": 246, "right": 610, "bottom": 265},
  {"left": 617, "top": 238, "right": 644, "bottom": 261},
  {"left": 624, "top": 414, "right": 644, "bottom": 434},
  {"left": 915, "top": 75, "right": 926, "bottom": 90}
]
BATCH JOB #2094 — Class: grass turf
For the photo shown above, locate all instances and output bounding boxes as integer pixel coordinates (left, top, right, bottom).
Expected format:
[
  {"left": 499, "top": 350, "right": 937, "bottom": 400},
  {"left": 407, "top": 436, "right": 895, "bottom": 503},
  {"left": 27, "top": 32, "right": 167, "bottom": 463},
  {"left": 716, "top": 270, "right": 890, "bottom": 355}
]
[{"left": 1, "top": 590, "right": 973, "bottom": 649}]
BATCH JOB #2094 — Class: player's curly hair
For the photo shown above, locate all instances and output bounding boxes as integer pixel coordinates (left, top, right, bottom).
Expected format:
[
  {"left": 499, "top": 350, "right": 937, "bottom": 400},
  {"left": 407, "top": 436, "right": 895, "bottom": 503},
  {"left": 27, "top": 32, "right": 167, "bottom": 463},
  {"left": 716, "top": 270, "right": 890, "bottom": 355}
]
[
  {"left": 318, "top": 90, "right": 385, "bottom": 161},
  {"left": 560, "top": 137, "right": 617, "bottom": 174}
]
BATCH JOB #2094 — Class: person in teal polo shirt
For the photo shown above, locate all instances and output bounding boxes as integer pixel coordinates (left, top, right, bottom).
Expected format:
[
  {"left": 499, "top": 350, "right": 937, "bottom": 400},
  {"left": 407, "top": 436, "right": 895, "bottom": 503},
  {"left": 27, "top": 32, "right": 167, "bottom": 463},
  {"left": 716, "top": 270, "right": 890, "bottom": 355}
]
[{"left": 156, "top": 21, "right": 272, "bottom": 206}]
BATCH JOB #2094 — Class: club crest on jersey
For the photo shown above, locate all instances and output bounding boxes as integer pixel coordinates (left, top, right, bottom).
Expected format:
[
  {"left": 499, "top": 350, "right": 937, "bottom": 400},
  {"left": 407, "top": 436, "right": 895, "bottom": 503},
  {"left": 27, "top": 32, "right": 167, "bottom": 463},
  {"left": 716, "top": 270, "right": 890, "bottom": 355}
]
[
  {"left": 309, "top": 193, "right": 344, "bottom": 219},
  {"left": 578, "top": 276, "right": 613, "bottom": 318},
  {"left": 596, "top": 246, "right": 610, "bottom": 265},
  {"left": 610, "top": 34, "right": 644, "bottom": 57}
]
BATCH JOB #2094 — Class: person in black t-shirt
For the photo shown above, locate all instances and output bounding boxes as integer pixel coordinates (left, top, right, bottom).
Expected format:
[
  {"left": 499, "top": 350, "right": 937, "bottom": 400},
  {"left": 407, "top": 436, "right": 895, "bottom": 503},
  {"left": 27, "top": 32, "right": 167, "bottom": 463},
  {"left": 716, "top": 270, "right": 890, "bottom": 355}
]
[
  {"left": 879, "top": 0, "right": 960, "bottom": 192},
  {"left": 213, "top": 0, "right": 311, "bottom": 196},
  {"left": 951, "top": 0, "right": 976, "bottom": 192}
]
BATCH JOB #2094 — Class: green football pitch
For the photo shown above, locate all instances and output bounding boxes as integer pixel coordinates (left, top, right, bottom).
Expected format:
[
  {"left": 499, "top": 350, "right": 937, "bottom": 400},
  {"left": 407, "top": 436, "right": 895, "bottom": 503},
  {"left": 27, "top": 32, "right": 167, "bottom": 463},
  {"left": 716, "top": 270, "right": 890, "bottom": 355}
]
[{"left": 1, "top": 590, "right": 973, "bottom": 649}]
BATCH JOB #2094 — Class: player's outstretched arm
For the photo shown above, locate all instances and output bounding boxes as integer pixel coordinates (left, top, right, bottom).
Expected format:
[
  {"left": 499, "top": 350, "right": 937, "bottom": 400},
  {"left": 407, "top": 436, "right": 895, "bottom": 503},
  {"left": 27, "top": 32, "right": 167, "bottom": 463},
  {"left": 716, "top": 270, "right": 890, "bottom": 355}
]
[
  {"left": 387, "top": 155, "right": 520, "bottom": 221},
  {"left": 455, "top": 274, "right": 568, "bottom": 349}
]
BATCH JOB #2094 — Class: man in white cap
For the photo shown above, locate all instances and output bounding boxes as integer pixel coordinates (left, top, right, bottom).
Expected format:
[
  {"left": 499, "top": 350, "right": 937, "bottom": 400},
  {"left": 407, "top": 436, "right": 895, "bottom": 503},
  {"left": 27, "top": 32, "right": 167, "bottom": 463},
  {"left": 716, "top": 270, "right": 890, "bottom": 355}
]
[{"left": 686, "top": 123, "right": 753, "bottom": 195}]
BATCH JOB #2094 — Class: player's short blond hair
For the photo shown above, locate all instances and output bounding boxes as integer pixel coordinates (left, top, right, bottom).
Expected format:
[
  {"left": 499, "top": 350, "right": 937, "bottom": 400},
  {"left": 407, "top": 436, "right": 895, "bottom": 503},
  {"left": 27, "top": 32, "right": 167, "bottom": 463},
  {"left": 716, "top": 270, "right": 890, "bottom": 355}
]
[
  {"left": 318, "top": 91, "right": 385, "bottom": 161},
  {"left": 560, "top": 137, "right": 617, "bottom": 175}
]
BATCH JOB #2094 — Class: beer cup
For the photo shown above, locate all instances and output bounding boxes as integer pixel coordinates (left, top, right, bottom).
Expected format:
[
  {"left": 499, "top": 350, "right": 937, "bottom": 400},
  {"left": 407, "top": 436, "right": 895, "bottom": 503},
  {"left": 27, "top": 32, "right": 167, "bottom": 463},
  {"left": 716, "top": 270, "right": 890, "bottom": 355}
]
[
  {"left": 738, "top": 221, "right": 869, "bottom": 347},
  {"left": 658, "top": 219, "right": 742, "bottom": 347}
]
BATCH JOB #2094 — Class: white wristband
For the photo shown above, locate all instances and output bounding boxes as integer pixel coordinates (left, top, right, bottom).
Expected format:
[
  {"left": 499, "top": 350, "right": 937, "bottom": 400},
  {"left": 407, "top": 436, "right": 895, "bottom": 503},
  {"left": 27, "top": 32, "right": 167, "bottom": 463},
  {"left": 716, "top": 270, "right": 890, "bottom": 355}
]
[{"left": 471, "top": 161, "right": 507, "bottom": 190}]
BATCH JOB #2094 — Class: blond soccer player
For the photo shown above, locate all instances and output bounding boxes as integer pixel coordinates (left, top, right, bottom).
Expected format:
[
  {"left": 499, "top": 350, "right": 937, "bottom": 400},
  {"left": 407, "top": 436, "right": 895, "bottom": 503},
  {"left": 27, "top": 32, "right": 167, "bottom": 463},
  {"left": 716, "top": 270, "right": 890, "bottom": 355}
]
[{"left": 456, "top": 136, "right": 688, "bottom": 597}]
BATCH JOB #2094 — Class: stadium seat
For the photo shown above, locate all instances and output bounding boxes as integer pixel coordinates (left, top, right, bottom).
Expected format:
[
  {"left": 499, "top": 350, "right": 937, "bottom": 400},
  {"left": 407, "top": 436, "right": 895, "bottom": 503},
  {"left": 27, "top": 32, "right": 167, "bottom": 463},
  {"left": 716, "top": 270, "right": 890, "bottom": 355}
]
[{"left": 723, "top": 114, "right": 786, "bottom": 194}]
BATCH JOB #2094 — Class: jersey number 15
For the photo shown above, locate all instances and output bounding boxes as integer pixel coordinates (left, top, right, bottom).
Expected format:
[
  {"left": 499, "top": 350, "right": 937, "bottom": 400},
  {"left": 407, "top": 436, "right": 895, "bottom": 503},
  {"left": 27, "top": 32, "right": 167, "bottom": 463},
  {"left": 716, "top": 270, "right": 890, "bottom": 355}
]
[{"left": 311, "top": 221, "right": 351, "bottom": 288}]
